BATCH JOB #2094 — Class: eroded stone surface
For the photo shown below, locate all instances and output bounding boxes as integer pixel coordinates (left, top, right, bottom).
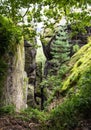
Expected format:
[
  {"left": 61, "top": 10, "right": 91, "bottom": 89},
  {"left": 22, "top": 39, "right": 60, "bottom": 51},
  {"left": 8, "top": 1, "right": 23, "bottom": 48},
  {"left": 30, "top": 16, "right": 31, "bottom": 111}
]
[{"left": 1, "top": 42, "right": 28, "bottom": 111}]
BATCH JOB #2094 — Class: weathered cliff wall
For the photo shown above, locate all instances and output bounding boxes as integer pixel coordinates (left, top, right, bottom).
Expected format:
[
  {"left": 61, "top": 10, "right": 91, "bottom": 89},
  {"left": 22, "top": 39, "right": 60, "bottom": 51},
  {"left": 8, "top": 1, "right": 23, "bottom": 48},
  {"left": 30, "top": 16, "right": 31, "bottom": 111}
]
[
  {"left": 24, "top": 40, "right": 36, "bottom": 106},
  {"left": 1, "top": 41, "right": 28, "bottom": 112},
  {"left": 24, "top": 40, "right": 44, "bottom": 108}
]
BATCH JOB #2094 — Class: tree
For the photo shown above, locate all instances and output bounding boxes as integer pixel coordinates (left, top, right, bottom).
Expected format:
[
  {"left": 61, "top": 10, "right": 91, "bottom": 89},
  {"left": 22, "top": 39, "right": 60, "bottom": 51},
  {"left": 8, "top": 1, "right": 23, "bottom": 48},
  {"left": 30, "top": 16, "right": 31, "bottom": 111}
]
[
  {"left": 1, "top": 0, "right": 90, "bottom": 43},
  {"left": 0, "top": 0, "right": 43, "bottom": 23},
  {"left": 51, "top": 26, "right": 70, "bottom": 74},
  {"left": 39, "top": 26, "right": 70, "bottom": 108}
]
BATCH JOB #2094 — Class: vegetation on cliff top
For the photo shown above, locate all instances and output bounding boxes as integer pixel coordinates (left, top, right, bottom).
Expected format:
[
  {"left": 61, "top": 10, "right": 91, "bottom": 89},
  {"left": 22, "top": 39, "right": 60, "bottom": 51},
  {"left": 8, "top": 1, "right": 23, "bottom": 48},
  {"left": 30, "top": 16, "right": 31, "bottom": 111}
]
[{"left": 0, "top": 15, "right": 22, "bottom": 56}]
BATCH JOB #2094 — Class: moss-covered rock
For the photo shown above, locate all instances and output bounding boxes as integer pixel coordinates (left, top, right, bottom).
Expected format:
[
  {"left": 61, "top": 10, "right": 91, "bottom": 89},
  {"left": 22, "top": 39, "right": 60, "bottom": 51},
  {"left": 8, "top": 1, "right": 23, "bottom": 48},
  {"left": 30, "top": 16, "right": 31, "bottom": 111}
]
[{"left": 62, "top": 39, "right": 91, "bottom": 94}]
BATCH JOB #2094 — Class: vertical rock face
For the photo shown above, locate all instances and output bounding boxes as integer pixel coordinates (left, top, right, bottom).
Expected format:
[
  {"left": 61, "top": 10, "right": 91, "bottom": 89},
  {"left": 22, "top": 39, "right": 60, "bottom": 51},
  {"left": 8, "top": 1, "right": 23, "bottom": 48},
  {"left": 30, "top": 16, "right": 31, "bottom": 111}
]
[
  {"left": 24, "top": 40, "right": 36, "bottom": 85},
  {"left": 2, "top": 42, "right": 28, "bottom": 112},
  {"left": 24, "top": 40, "right": 36, "bottom": 106}
]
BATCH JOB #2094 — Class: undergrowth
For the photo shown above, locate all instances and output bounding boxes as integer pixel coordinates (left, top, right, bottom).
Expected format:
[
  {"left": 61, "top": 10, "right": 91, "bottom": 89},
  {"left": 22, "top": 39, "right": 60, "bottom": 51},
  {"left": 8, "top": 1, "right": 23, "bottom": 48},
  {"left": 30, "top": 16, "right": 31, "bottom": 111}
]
[
  {"left": 0, "top": 105, "right": 15, "bottom": 115},
  {"left": 14, "top": 107, "right": 48, "bottom": 123}
]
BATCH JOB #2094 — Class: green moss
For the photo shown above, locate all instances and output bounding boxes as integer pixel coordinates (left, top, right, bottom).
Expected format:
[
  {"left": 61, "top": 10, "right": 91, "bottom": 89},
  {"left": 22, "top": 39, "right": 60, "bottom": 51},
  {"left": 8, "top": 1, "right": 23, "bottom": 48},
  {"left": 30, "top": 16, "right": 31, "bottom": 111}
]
[{"left": 62, "top": 40, "right": 91, "bottom": 94}]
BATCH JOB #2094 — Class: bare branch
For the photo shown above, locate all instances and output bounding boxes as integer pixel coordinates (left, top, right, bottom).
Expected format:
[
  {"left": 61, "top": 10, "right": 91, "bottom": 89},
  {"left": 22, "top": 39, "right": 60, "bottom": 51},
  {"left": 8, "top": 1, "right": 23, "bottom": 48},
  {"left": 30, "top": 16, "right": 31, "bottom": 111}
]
[{"left": 22, "top": 6, "right": 30, "bottom": 19}]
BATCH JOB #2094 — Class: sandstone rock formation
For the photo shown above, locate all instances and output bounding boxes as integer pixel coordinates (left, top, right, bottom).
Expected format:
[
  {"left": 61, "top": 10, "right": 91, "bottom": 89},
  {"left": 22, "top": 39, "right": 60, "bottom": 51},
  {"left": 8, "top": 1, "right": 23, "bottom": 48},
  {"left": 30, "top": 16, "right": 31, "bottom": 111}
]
[{"left": 0, "top": 41, "right": 28, "bottom": 112}]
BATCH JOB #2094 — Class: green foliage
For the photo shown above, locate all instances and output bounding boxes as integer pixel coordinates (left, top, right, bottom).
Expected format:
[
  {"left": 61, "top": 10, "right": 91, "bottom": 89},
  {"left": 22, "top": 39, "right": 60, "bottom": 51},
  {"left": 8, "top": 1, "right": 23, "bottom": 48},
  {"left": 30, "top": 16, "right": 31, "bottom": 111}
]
[
  {"left": 0, "top": 0, "right": 43, "bottom": 23},
  {"left": 18, "top": 107, "right": 47, "bottom": 122},
  {"left": 41, "top": 75, "right": 61, "bottom": 89},
  {"left": 0, "top": 0, "right": 91, "bottom": 42},
  {"left": 73, "top": 44, "right": 80, "bottom": 53},
  {"left": 0, "top": 105, "right": 15, "bottom": 115},
  {"left": 0, "top": 15, "right": 22, "bottom": 56},
  {"left": 45, "top": 40, "right": 91, "bottom": 130},
  {"left": 23, "top": 25, "right": 36, "bottom": 43},
  {"left": 40, "top": 26, "right": 70, "bottom": 108},
  {"left": 48, "top": 71, "right": 91, "bottom": 129},
  {"left": 48, "top": 91, "right": 91, "bottom": 130},
  {"left": 62, "top": 40, "right": 91, "bottom": 93},
  {"left": 68, "top": 11, "right": 91, "bottom": 37},
  {"left": 49, "top": 26, "right": 70, "bottom": 87},
  {"left": 51, "top": 26, "right": 70, "bottom": 72}
]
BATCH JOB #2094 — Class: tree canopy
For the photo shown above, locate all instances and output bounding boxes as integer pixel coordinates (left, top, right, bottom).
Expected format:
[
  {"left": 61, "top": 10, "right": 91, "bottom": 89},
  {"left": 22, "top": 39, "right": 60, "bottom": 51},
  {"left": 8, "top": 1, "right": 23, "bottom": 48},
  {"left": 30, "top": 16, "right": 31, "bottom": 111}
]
[{"left": 1, "top": 0, "right": 91, "bottom": 26}]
